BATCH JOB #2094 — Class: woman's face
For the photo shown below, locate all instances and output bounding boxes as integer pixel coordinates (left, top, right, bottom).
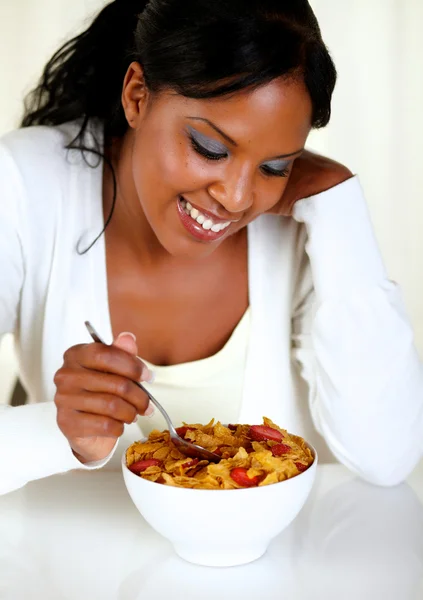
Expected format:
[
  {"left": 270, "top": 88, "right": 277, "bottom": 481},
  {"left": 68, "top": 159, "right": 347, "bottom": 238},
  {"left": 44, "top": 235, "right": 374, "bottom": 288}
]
[{"left": 122, "top": 65, "right": 312, "bottom": 259}]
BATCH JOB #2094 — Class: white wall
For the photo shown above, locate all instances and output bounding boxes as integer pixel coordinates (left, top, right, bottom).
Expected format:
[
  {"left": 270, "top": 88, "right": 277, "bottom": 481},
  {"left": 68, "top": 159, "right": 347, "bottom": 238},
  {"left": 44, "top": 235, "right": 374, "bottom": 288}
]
[
  {"left": 0, "top": 0, "right": 106, "bottom": 404},
  {"left": 0, "top": 0, "right": 422, "bottom": 405},
  {"left": 308, "top": 0, "right": 423, "bottom": 357}
]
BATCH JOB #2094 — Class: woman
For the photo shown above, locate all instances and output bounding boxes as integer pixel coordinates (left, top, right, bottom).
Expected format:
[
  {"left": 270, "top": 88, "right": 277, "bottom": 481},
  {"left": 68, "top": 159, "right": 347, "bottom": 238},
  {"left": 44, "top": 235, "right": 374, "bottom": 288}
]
[{"left": 0, "top": 0, "right": 422, "bottom": 495}]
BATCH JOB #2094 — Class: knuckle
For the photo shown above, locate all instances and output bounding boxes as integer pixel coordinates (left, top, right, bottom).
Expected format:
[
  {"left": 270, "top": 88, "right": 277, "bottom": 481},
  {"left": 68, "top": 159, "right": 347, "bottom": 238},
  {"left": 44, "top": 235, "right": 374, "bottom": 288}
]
[
  {"left": 139, "top": 395, "right": 150, "bottom": 414},
  {"left": 54, "top": 391, "right": 65, "bottom": 407},
  {"left": 124, "top": 407, "right": 137, "bottom": 424},
  {"left": 62, "top": 347, "right": 73, "bottom": 363},
  {"left": 53, "top": 369, "right": 64, "bottom": 388},
  {"left": 102, "top": 418, "right": 123, "bottom": 437},
  {"left": 63, "top": 344, "right": 82, "bottom": 362},
  {"left": 115, "top": 377, "right": 131, "bottom": 398},
  {"left": 130, "top": 358, "right": 143, "bottom": 381},
  {"left": 53, "top": 367, "right": 73, "bottom": 390},
  {"left": 105, "top": 396, "right": 120, "bottom": 415},
  {"left": 94, "top": 344, "right": 114, "bottom": 367},
  {"left": 56, "top": 408, "right": 70, "bottom": 433}
]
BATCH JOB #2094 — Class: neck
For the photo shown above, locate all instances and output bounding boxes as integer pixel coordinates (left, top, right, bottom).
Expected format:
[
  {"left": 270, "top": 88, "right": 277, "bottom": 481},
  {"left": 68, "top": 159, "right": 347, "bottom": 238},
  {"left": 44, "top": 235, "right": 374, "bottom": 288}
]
[{"left": 103, "top": 130, "right": 170, "bottom": 267}]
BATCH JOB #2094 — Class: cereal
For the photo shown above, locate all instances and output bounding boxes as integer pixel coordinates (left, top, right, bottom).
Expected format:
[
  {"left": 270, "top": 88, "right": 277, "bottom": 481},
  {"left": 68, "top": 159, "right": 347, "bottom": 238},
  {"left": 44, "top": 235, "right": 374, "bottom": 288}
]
[{"left": 126, "top": 417, "right": 313, "bottom": 489}]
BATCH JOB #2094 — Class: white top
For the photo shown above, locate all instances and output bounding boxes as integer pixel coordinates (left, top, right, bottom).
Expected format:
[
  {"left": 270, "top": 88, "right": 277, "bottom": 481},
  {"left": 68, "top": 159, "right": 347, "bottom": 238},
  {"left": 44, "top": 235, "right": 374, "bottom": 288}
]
[
  {"left": 139, "top": 307, "right": 250, "bottom": 437},
  {"left": 0, "top": 121, "right": 422, "bottom": 495}
]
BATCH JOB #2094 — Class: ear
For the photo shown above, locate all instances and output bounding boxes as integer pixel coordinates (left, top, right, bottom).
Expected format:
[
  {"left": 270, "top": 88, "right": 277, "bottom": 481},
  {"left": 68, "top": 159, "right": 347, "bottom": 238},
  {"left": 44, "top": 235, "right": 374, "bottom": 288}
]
[{"left": 121, "top": 61, "right": 150, "bottom": 129}]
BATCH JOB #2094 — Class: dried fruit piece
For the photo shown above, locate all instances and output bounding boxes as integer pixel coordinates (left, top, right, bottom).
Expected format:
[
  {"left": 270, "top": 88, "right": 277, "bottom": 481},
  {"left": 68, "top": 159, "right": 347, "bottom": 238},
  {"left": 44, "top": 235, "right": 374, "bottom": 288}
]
[
  {"left": 295, "top": 462, "right": 308, "bottom": 473},
  {"left": 126, "top": 417, "right": 313, "bottom": 489},
  {"left": 271, "top": 443, "right": 291, "bottom": 456},
  {"left": 129, "top": 459, "right": 161, "bottom": 474},
  {"left": 230, "top": 467, "right": 261, "bottom": 488},
  {"left": 249, "top": 425, "right": 283, "bottom": 443},
  {"left": 176, "top": 426, "right": 191, "bottom": 438}
]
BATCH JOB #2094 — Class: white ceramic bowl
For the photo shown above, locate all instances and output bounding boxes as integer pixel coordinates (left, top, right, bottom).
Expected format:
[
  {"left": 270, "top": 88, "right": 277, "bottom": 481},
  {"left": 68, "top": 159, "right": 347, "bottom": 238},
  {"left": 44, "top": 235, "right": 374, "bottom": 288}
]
[{"left": 122, "top": 443, "right": 317, "bottom": 567}]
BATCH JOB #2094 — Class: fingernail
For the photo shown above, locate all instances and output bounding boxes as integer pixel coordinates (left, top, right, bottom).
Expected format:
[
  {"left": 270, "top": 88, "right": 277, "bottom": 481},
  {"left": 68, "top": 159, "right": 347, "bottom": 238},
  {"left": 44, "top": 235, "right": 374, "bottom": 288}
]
[
  {"left": 132, "top": 415, "right": 138, "bottom": 423},
  {"left": 142, "top": 367, "right": 155, "bottom": 384},
  {"left": 117, "top": 331, "right": 136, "bottom": 342},
  {"left": 144, "top": 402, "right": 155, "bottom": 417}
]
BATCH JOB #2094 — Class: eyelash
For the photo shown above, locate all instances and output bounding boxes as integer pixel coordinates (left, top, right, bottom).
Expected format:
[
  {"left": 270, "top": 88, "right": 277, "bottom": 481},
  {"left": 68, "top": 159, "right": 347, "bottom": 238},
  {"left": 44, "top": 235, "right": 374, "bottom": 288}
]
[
  {"left": 189, "top": 134, "right": 289, "bottom": 178},
  {"left": 260, "top": 165, "right": 290, "bottom": 178},
  {"left": 189, "top": 135, "right": 227, "bottom": 161}
]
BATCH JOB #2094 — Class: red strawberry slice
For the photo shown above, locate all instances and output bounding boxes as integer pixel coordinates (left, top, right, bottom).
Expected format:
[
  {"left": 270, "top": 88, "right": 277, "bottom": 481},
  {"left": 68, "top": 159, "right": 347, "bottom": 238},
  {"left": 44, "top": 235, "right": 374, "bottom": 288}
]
[
  {"left": 230, "top": 467, "right": 261, "bottom": 488},
  {"left": 176, "top": 426, "right": 192, "bottom": 438},
  {"left": 271, "top": 443, "right": 291, "bottom": 456},
  {"left": 129, "top": 459, "right": 161, "bottom": 474},
  {"left": 295, "top": 462, "right": 308, "bottom": 473},
  {"left": 181, "top": 458, "right": 199, "bottom": 469},
  {"left": 249, "top": 425, "right": 283, "bottom": 442}
]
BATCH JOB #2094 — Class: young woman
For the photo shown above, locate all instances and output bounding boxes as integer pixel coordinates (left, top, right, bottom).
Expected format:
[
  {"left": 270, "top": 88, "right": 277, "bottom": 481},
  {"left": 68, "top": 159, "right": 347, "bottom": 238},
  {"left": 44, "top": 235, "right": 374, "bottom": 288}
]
[{"left": 0, "top": 0, "right": 422, "bottom": 495}]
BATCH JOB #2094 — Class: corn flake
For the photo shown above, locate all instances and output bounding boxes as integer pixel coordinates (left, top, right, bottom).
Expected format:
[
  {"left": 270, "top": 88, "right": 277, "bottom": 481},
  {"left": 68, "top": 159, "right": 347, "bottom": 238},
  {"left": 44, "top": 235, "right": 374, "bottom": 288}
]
[{"left": 126, "top": 417, "right": 313, "bottom": 490}]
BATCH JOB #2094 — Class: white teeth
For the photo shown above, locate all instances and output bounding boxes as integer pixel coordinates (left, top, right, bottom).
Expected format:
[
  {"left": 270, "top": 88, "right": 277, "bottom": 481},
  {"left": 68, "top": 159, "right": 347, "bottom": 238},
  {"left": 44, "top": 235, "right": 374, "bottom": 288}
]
[{"left": 180, "top": 198, "right": 231, "bottom": 233}]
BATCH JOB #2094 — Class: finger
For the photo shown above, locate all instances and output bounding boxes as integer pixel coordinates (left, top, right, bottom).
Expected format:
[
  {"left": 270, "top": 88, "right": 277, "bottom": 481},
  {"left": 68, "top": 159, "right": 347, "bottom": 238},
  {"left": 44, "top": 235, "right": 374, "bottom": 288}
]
[
  {"left": 113, "top": 331, "right": 138, "bottom": 356},
  {"left": 57, "top": 409, "right": 125, "bottom": 439},
  {"left": 55, "top": 391, "right": 137, "bottom": 424},
  {"left": 64, "top": 343, "right": 153, "bottom": 383},
  {"left": 113, "top": 332, "right": 155, "bottom": 383},
  {"left": 55, "top": 368, "right": 150, "bottom": 414}
]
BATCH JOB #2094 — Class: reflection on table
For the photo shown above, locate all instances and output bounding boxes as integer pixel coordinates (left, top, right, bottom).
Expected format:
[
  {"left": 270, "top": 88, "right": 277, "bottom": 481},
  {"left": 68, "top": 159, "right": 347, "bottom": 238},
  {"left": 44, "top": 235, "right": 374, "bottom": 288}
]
[{"left": 0, "top": 464, "right": 422, "bottom": 600}]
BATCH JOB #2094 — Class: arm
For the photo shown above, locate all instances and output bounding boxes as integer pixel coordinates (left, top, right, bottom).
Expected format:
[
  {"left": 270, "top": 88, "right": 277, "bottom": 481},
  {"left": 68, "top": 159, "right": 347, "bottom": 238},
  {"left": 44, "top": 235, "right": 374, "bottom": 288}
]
[
  {"left": 0, "top": 403, "right": 118, "bottom": 495},
  {"left": 0, "top": 141, "right": 117, "bottom": 496},
  {"left": 291, "top": 176, "right": 423, "bottom": 486}
]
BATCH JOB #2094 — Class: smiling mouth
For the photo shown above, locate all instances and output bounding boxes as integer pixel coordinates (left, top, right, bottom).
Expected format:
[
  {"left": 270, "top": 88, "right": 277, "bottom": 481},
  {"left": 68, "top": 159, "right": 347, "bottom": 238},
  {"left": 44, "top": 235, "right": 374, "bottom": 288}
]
[
  {"left": 176, "top": 196, "right": 235, "bottom": 243},
  {"left": 179, "top": 198, "right": 232, "bottom": 232}
]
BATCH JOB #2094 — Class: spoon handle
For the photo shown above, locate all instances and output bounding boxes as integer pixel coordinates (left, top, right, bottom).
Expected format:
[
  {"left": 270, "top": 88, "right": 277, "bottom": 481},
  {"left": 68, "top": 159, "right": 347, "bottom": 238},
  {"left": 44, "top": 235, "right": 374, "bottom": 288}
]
[{"left": 84, "top": 321, "right": 176, "bottom": 434}]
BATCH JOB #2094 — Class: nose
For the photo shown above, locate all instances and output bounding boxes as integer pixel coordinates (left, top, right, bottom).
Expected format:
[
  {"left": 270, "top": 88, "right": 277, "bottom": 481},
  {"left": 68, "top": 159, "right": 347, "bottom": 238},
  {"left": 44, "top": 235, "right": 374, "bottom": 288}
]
[{"left": 207, "top": 164, "right": 254, "bottom": 214}]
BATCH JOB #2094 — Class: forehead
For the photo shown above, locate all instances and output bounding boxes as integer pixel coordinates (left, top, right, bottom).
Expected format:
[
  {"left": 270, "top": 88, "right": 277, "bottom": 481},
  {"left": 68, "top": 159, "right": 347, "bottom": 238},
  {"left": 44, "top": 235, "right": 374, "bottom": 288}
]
[{"left": 154, "top": 77, "right": 312, "bottom": 147}]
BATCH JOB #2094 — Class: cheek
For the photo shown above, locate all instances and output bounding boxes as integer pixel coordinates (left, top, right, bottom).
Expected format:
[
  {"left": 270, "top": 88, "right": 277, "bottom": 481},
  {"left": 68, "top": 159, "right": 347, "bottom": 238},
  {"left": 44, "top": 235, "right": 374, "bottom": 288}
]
[
  {"left": 252, "top": 176, "right": 289, "bottom": 214},
  {"left": 132, "top": 132, "right": 209, "bottom": 197}
]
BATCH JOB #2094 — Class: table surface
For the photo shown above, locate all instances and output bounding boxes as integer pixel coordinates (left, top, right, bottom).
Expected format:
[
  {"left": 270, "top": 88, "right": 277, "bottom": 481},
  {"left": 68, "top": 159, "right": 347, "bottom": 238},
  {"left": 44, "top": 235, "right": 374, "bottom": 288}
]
[{"left": 1, "top": 460, "right": 423, "bottom": 600}]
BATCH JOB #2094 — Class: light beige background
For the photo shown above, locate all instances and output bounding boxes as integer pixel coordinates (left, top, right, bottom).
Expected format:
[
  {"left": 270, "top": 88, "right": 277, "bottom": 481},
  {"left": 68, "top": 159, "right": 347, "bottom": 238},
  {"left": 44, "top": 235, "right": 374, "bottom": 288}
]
[{"left": 0, "top": 0, "right": 422, "bottom": 409}]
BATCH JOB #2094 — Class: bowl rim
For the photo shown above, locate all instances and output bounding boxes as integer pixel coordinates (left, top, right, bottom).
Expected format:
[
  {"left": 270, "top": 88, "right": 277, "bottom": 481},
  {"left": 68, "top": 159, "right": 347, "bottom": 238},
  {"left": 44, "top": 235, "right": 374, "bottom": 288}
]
[{"left": 122, "top": 438, "right": 318, "bottom": 494}]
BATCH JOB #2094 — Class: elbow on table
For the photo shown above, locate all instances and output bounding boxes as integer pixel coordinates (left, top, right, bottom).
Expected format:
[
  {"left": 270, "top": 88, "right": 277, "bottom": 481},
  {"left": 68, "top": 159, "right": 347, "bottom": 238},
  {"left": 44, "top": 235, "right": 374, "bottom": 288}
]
[
  {"left": 357, "top": 463, "right": 414, "bottom": 488},
  {"left": 334, "top": 444, "right": 422, "bottom": 488}
]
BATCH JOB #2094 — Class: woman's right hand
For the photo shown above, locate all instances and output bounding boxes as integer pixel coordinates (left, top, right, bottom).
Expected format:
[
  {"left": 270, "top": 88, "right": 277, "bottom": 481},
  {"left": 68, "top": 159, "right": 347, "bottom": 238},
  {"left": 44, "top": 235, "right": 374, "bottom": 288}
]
[{"left": 54, "top": 332, "right": 154, "bottom": 464}]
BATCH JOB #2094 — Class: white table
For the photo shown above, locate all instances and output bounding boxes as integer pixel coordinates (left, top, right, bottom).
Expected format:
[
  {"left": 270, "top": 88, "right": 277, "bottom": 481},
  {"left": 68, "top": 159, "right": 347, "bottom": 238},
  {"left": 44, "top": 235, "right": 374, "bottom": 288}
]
[{"left": 1, "top": 461, "right": 423, "bottom": 600}]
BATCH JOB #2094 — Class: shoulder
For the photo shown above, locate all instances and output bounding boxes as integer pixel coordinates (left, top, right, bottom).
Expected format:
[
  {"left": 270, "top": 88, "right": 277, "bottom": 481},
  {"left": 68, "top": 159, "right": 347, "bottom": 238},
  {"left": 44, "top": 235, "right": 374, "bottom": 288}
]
[
  {"left": 0, "top": 119, "right": 103, "bottom": 225},
  {"left": 0, "top": 120, "right": 104, "bottom": 262},
  {"left": 0, "top": 120, "right": 95, "bottom": 181}
]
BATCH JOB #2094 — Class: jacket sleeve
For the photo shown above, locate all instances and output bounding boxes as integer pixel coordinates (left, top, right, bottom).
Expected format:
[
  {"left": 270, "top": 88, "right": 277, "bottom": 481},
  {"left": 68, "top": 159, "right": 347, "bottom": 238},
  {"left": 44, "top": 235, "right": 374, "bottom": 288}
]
[
  {"left": 0, "top": 141, "right": 117, "bottom": 496},
  {"left": 0, "top": 403, "right": 119, "bottom": 495},
  {"left": 291, "top": 176, "right": 423, "bottom": 486}
]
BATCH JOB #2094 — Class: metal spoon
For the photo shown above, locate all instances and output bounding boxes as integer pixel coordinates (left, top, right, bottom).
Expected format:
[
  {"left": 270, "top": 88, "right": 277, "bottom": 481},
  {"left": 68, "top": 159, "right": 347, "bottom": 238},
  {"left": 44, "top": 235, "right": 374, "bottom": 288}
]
[{"left": 84, "top": 321, "right": 221, "bottom": 463}]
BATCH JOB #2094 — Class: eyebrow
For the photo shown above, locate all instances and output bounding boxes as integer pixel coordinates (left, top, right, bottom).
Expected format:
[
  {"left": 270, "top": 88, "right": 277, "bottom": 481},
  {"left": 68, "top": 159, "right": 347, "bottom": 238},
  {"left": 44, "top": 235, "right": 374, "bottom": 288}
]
[{"left": 186, "top": 117, "right": 303, "bottom": 158}]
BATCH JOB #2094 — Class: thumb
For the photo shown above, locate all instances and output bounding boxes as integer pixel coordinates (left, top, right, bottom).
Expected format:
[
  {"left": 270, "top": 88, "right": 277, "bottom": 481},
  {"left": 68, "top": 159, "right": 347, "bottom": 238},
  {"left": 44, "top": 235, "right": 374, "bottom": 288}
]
[{"left": 112, "top": 331, "right": 138, "bottom": 356}]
